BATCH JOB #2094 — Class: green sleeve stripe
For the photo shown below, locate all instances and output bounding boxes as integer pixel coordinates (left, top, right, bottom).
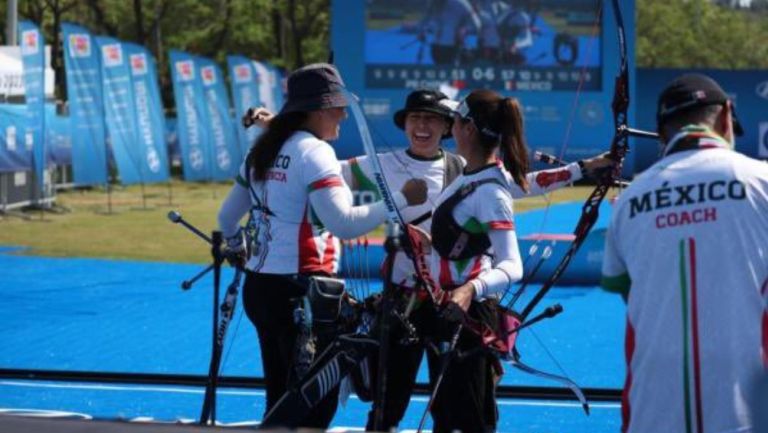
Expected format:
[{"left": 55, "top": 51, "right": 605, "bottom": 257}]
[
  {"left": 601, "top": 273, "right": 631, "bottom": 296},
  {"left": 462, "top": 218, "right": 486, "bottom": 234},
  {"left": 350, "top": 160, "right": 381, "bottom": 199}
]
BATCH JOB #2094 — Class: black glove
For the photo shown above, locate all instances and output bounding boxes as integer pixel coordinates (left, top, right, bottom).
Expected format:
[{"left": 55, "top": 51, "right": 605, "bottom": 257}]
[
  {"left": 432, "top": 301, "right": 463, "bottom": 342},
  {"left": 224, "top": 229, "right": 247, "bottom": 269}
]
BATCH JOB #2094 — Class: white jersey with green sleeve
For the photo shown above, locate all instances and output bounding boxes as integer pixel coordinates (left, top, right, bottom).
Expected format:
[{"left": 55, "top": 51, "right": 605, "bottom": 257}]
[
  {"left": 342, "top": 149, "right": 448, "bottom": 287},
  {"left": 601, "top": 133, "right": 768, "bottom": 433},
  {"left": 429, "top": 163, "right": 522, "bottom": 295}
]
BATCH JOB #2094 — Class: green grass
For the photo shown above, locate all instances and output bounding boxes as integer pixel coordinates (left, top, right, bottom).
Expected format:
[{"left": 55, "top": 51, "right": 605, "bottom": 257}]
[{"left": 0, "top": 181, "right": 596, "bottom": 263}]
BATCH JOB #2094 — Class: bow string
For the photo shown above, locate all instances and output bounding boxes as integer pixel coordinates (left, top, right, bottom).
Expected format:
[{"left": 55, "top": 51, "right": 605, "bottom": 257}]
[{"left": 520, "top": 0, "right": 630, "bottom": 321}]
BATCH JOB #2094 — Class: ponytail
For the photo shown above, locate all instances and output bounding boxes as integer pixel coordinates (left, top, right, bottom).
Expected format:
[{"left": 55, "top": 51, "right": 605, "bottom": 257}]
[
  {"left": 246, "top": 111, "right": 309, "bottom": 181},
  {"left": 498, "top": 98, "right": 529, "bottom": 192},
  {"left": 466, "top": 90, "right": 530, "bottom": 193}
]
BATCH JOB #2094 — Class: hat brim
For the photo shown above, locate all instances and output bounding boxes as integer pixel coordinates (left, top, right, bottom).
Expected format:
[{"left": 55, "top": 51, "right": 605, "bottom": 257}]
[
  {"left": 393, "top": 107, "right": 454, "bottom": 138},
  {"left": 280, "top": 91, "right": 348, "bottom": 114},
  {"left": 658, "top": 101, "right": 745, "bottom": 138},
  {"left": 731, "top": 105, "right": 744, "bottom": 137}
]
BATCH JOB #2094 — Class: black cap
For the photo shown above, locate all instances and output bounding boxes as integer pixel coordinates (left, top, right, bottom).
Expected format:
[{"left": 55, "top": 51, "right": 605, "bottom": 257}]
[
  {"left": 657, "top": 73, "right": 743, "bottom": 136},
  {"left": 393, "top": 89, "right": 454, "bottom": 138},
  {"left": 280, "top": 63, "right": 348, "bottom": 114}
]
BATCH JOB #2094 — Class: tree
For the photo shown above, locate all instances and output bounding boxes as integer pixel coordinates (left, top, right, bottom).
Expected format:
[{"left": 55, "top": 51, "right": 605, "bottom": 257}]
[{"left": 636, "top": 0, "right": 768, "bottom": 68}]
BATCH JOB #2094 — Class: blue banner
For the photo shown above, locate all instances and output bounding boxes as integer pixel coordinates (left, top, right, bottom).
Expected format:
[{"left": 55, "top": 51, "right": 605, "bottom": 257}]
[
  {"left": 253, "top": 61, "right": 278, "bottom": 112},
  {"left": 18, "top": 21, "right": 46, "bottom": 190},
  {"left": 0, "top": 104, "right": 29, "bottom": 173},
  {"left": 46, "top": 104, "right": 71, "bottom": 166},
  {"left": 169, "top": 50, "right": 211, "bottom": 181},
  {"left": 61, "top": 23, "right": 107, "bottom": 185},
  {"left": 196, "top": 56, "right": 240, "bottom": 179},
  {"left": 97, "top": 36, "right": 144, "bottom": 185},
  {"left": 226, "top": 55, "right": 263, "bottom": 156},
  {"left": 124, "top": 42, "right": 170, "bottom": 183}
]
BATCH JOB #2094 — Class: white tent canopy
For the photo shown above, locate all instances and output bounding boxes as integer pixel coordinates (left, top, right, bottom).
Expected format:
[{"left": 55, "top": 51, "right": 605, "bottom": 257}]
[{"left": 0, "top": 45, "right": 55, "bottom": 98}]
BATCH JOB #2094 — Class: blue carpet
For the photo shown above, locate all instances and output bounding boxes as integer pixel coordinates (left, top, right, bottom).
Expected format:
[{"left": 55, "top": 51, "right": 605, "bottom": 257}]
[{"left": 0, "top": 201, "right": 626, "bottom": 431}]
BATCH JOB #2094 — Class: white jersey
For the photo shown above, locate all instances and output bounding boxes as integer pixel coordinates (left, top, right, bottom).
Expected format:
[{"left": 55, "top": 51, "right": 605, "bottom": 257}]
[
  {"left": 238, "top": 131, "right": 345, "bottom": 275},
  {"left": 342, "top": 149, "right": 582, "bottom": 288},
  {"left": 342, "top": 149, "right": 451, "bottom": 287},
  {"left": 602, "top": 127, "right": 768, "bottom": 433},
  {"left": 429, "top": 163, "right": 520, "bottom": 292}
]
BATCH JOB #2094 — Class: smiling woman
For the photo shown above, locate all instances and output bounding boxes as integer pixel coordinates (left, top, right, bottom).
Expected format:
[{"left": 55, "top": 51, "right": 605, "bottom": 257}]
[{"left": 215, "top": 62, "right": 428, "bottom": 430}]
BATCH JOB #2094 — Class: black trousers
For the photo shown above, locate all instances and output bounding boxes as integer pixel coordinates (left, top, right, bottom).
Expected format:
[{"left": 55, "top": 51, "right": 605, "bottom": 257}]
[
  {"left": 242, "top": 271, "right": 340, "bottom": 429},
  {"left": 430, "top": 300, "right": 500, "bottom": 433},
  {"left": 365, "top": 295, "right": 499, "bottom": 432},
  {"left": 365, "top": 298, "right": 441, "bottom": 431}
]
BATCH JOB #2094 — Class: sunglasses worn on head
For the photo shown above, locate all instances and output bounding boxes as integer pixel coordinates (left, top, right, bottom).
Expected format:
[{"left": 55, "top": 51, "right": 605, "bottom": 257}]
[{"left": 453, "top": 98, "right": 501, "bottom": 140}]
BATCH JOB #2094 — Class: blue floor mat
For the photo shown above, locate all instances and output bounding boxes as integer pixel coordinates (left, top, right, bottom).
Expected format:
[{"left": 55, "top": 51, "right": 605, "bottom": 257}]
[
  {"left": 0, "top": 201, "right": 627, "bottom": 431},
  {"left": 0, "top": 380, "right": 621, "bottom": 432}
]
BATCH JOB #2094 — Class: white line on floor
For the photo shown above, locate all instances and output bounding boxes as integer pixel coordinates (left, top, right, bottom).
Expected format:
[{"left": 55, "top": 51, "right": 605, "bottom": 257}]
[{"left": 0, "top": 380, "right": 620, "bottom": 409}]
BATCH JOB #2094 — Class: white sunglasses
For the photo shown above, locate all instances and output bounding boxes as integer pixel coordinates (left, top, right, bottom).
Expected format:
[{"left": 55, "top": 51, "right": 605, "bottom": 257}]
[{"left": 449, "top": 98, "right": 500, "bottom": 140}]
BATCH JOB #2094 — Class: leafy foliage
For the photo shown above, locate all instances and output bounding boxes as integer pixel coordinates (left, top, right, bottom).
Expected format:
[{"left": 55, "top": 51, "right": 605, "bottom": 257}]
[
  {"left": 0, "top": 0, "right": 765, "bottom": 103},
  {"left": 0, "top": 0, "right": 329, "bottom": 103},
  {"left": 637, "top": 0, "right": 768, "bottom": 68}
]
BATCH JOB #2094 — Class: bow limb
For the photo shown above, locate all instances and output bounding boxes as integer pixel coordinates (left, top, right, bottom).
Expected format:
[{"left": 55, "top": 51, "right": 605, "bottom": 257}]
[
  {"left": 344, "top": 89, "right": 408, "bottom": 231},
  {"left": 520, "top": 0, "right": 630, "bottom": 320},
  {"left": 507, "top": 352, "right": 590, "bottom": 415},
  {"left": 504, "top": 0, "right": 627, "bottom": 414}
]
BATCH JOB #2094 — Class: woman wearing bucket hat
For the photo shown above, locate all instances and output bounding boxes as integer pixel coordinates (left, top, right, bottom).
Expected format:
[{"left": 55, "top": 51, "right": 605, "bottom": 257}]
[
  {"left": 343, "top": 89, "right": 465, "bottom": 431},
  {"left": 217, "top": 63, "right": 427, "bottom": 429}
]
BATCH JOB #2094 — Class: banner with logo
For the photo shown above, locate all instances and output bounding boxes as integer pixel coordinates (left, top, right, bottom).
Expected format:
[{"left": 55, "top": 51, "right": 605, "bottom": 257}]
[
  {"left": 169, "top": 50, "right": 211, "bottom": 181},
  {"left": 61, "top": 23, "right": 108, "bottom": 185},
  {"left": 124, "top": 42, "right": 169, "bottom": 183},
  {"left": 196, "top": 56, "right": 240, "bottom": 179},
  {"left": 226, "top": 55, "right": 262, "bottom": 157},
  {"left": 0, "top": 104, "right": 29, "bottom": 173},
  {"left": 18, "top": 21, "right": 46, "bottom": 190},
  {"left": 97, "top": 36, "right": 146, "bottom": 185}
]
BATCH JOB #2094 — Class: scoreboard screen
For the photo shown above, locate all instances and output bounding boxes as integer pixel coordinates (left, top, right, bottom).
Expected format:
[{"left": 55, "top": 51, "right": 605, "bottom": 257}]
[{"left": 364, "top": 0, "right": 602, "bottom": 92}]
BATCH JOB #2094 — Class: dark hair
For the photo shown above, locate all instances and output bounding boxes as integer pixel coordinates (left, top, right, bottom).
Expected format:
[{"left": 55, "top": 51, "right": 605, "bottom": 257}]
[
  {"left": 465, "top": 89, "right": 529, "bottom": 192},
  {"left": 659, "top": 104, "right": 723, "bottom": 141},
  {"left": 246, "top": 111, "right": 309, "bottom": 181}
]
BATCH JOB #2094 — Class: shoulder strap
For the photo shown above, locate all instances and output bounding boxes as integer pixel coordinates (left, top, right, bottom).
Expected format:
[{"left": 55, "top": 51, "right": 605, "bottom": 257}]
[
  {"left": 407, "top": 150, "right": 464, "bottom": 226},
  {"left": 442, "top": 150, "right": 464, "bottom": 190},
  {"left": 244, "top": 168, "right": 275, "bottom": 216}
]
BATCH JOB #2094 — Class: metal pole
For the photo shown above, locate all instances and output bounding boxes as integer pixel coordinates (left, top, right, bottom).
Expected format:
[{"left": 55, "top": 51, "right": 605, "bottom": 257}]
[{"left": 6, "top": 0, "right": 18, "bottom": 45}]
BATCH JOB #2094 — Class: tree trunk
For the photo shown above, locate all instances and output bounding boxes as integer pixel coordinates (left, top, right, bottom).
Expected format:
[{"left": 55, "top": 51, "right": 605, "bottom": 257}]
[
  {"left": 287, "top": 0, "right": 304, "bottom": 67},
  {"left": 84, "top": 0, "right": 118, "bottom": 35},
  {"left": 133, "top": 0, "right": 145, "bottom": 44},
  {"left": 271, "top": 0, "right": 284, "bottom": 60},
  {"left": 209, "top": 0, "right": 232, "bottom": 57}
]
